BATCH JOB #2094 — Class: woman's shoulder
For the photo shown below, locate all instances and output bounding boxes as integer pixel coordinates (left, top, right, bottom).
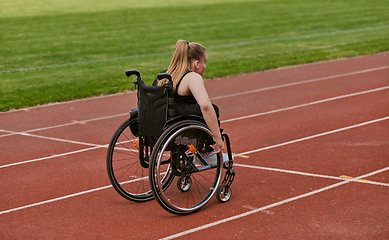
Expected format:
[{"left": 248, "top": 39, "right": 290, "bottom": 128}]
[
  {"left": 186, "top": 71, "right": 201, "bottom": 77},
  {"left": 183, "top": 71, "right": 203, "bottom": 82},
  {"left": 181, "top": 72, "right": 204, "bottom": 89},
  {"left": 177, "top": 72, "right": 204, "bottom": 96}
]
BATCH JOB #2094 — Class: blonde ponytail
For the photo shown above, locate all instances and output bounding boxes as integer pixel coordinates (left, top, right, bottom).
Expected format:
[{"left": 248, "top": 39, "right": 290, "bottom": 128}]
[{"left": 158, "top": 40, "right": 205, "bottom": 89}]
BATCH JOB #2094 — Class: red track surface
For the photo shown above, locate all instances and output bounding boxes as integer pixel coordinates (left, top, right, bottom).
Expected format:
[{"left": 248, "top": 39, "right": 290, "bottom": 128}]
[{"left": 1, "top": 52, "right": 388, "bottom": 239}]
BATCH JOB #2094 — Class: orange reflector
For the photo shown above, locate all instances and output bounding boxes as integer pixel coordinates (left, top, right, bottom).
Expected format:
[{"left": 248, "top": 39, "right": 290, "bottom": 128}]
[
  {"left": 133, "top": 139, "right": 139, "bottom": 149},
  {"left": 188, "top": 144, "right": 197, "bottom": 154}
]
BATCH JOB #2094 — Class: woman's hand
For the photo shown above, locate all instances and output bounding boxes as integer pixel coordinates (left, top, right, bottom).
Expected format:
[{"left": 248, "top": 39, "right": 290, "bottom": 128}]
[{"left": 211, "top": 137, "right": 224, "bottom": 153}]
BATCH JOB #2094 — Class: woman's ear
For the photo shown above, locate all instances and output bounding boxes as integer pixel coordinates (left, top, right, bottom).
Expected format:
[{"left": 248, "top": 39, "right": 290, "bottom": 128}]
[
  {"left": 195, "top": 60, "right": 199, "bottom": 69},
  {"left": 190, "top": 59, "right": 199, "bottom": 71}
]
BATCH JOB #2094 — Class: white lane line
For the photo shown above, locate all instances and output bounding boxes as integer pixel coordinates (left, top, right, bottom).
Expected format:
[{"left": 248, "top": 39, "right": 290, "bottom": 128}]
[
  {"left": 235, "top": 164, "right": 345, "bottom": 181},
  {"left": 2, "top": 116, "right": 388, "bottom": 170},
  {"left": 1, "top": 117, "right": 388, "bottom": 215},
  {"left": 160, "top": 166, "right": 389, "bottom": 240},
  {"left": 0, "top": 113, "right": 128, "bottom": 138},
  {"left": 25, "top": 113, "right": 128, "bottom": 133},
  {"left": 234, "top": 116, "right": 389, "bottom": 157},
  {"left": 0, "top": 131, "right": 15, "bottom": 138},
  {"left": 0, "top": 146, "right": 103, "bottom": 169},
  {"left": 234, "top": 164, "right": 389, "bottom": 187},
  {"left": 0, "top": 185, "right": 112, "bottom": 215},
  {"left": 0, "top": 92, "right": 136, "bottom": 115},
  {"left": 211, "top": 66, "right": 389, "bottom": 100},
  {"left": 0, "top": 129, "right": 100, "bottom": 147},
  {"left": 1, "top": 83, "right": 387, "bottom": 140},
  {"left": 1, "top": 63, "right": 386, "bottom": 122},
  {"left": 0, "top": 140, "right": 138, "bottom": 169},
  {"left": 0, "top": 176, "right": 149, "bottom": 215},
  {"left": 1, "top": 101, "right": 388, "bottom": 170},
  {"left": 221, "top": 86, "right": 389, "bottom": 123}
]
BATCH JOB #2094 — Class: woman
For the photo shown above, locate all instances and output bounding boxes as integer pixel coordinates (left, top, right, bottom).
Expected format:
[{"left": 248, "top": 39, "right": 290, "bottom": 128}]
[{"left": 157, "top": 40, "right": 224, "bottom": 154}]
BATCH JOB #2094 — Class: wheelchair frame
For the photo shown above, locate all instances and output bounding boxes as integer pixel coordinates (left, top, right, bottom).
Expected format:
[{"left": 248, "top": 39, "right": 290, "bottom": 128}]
[{"left": 106, "top": 70, "right": 235, "bottom": 215}]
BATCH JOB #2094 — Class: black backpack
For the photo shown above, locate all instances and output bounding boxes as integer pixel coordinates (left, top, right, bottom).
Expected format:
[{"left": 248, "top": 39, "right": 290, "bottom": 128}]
[{"left": 136, "top": 73, "right": 175, "bottom": 146}]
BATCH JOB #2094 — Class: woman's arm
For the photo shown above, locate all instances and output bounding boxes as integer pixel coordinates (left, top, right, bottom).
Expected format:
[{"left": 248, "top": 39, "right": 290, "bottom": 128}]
[{"left": 185, "top": 73, "right": 224, "bottom": 153}]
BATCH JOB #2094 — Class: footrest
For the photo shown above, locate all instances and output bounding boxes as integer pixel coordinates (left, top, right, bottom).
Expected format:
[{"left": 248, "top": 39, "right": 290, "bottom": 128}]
[{"left": 221, "top": 168, "right": 235, "bottom": 187}]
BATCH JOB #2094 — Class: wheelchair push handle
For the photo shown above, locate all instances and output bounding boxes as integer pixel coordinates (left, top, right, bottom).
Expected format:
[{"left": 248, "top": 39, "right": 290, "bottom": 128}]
[
  {"left": 126, "top": 70, "right": 141, "bottom": 78},
  {"left": 126, "top": 70, "right": 142, "bottom": 89},
  {"left": 157, "top": 73, "right": 172, "bottom": 82}
]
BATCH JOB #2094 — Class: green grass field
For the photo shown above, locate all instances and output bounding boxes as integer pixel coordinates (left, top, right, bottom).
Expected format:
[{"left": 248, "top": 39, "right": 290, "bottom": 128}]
[{"left": 1, "top": 0, "right": 388, "bottom": 111}]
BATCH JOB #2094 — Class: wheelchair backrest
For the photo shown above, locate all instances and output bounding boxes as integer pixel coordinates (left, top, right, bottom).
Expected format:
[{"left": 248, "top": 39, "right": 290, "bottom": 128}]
[{"left": 136, "top": 73, "right": 175, "bottom": 146}]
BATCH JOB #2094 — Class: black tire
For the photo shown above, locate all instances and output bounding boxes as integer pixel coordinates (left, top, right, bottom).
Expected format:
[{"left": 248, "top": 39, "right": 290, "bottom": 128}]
[
  {"left": 216, "top": 184, "right": 232, "bottom": 203},
  {"left": 177, "top": 175, "right": 192, "bottom": 192},
  {"left": 149, "top": 120, "right": 222, "bottom": 215},
  {"left": 106, "top": 118, "right": 174, "bottom": 202}
]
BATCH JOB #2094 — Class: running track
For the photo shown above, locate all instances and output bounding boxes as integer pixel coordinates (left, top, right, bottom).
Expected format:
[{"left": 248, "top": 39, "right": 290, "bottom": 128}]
[{"left": 1, "top": 52, "right": 388, "bottom": 239}]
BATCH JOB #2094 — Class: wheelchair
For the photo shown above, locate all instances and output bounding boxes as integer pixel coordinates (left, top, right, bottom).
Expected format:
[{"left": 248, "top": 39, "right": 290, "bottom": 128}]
[{"left": 106, "top": 70, "right": 235, "bottom": 215}]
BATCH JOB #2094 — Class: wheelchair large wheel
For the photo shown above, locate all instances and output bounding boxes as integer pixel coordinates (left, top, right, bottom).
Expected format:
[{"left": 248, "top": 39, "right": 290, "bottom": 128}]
[
  {"left": 149, "top": 120, "right": 223, "bottom": 215},
  {"left": 107, "top": 118, "right": 174, "bottom": 202}
]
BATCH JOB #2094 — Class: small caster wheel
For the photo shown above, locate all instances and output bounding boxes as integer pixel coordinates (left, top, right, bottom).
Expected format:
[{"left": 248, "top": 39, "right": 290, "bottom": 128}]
[
  {"left": 216, "top": 184, "right": 232, "bottom": 203},
  {"left": 177, "top": 175, "right": 192, "bottom": 192}
]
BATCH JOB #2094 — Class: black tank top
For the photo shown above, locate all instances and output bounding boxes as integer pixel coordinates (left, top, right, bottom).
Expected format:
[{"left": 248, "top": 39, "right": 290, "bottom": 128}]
[{"left": 174, "top": 71, "right": 197, "bottom": 104}]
